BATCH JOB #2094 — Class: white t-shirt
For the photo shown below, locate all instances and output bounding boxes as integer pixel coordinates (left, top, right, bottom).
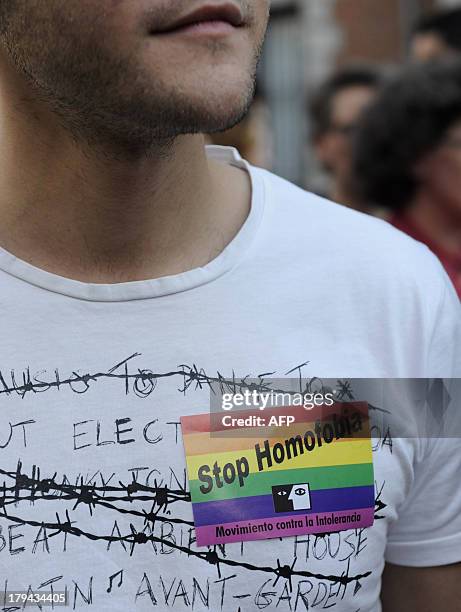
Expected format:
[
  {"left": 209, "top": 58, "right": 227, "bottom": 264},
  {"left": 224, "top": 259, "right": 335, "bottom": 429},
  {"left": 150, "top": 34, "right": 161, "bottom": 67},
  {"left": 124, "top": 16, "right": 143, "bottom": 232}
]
[{"left": 0, "top": 145, "right": 459, "bottom": 612}]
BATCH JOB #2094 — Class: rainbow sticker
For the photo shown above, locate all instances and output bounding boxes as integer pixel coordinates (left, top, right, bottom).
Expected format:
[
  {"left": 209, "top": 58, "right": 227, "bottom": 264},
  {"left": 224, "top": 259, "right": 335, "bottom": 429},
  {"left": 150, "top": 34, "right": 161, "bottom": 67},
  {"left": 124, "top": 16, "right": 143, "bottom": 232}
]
[{"left": 181, "top": 402, "right": 375, "bottom": 546}]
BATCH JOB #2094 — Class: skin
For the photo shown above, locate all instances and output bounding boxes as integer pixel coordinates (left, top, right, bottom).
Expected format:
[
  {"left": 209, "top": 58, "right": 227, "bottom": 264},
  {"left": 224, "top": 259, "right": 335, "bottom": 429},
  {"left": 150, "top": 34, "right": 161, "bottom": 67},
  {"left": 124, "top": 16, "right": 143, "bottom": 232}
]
[
  {"left": 408, "top": 120, "right": 461, "bottom": 256},
  {"left": 0, "top": 2, "right": 457, "bottom": 607},
  {"left": 382, "top": 563, "right": 461, "bottom": 612},
  {"left": 0, "top": 0, "right": 269, "bottom": 281},
  {"left": 314, "top": 84, "right": 376, "bottom": 210},
  {"left": 411, "top": 32, "right": 456, "bottom": 62}
]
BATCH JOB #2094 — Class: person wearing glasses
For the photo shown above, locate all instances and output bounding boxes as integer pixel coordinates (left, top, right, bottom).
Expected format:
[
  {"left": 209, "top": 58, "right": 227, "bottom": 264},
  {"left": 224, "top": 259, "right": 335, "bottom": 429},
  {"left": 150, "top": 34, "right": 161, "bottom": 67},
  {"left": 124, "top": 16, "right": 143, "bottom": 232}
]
[{"left": 309, "top": 66, "right": 381, "bottom": 210}]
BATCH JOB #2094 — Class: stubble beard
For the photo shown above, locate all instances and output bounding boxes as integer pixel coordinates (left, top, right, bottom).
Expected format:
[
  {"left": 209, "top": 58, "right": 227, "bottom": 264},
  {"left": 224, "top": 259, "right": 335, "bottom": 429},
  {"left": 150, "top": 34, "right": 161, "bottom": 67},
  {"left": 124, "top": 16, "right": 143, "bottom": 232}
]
[{"left": 1, "top": 25, "right": 262, "bottom": 160}]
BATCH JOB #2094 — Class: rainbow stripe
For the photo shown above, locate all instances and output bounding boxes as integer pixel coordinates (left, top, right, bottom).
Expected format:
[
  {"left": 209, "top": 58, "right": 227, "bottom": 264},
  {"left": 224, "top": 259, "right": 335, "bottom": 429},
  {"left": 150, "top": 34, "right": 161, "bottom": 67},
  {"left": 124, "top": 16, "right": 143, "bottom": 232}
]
[{"left": 181, "top": 402, "right": 375, "bottom": 546}]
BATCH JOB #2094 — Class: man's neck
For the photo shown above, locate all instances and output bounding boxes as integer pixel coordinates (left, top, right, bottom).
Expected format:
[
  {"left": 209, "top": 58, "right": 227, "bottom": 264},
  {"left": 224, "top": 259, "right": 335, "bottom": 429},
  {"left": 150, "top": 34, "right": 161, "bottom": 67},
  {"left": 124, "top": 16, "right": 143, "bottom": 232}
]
[
  {"left": 0, "top": 64, "right": 251, "bottom": 283},
  {"left": 406, "top": 191, "right": 461, "bottom": 257}
]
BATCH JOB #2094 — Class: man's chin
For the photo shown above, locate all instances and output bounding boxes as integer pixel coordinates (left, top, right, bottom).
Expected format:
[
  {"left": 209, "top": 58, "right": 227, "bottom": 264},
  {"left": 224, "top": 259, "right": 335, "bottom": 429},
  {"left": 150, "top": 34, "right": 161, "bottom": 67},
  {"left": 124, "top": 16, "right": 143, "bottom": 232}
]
[
  {"left": 199, "top": 101, "right": 252, "bottom": 133},
  {"left": 169, "top": 84, "right": 255, "bottom": 134}
]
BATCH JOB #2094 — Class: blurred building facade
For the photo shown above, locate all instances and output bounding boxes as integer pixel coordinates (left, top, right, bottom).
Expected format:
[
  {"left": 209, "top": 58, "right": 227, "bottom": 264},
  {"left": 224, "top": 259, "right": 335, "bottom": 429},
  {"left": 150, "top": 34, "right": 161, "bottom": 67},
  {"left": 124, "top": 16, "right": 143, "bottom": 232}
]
[{"left": 261, "top": 0, "right": 461, "bottom": 188}]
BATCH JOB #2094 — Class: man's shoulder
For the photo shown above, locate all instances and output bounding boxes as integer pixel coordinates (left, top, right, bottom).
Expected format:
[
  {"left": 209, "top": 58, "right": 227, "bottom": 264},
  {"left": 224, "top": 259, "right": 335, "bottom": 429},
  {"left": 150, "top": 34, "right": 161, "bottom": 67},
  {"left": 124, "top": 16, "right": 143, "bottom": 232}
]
[
  {"left": 258, "top": 166, "right": 417, "bottom": 250},
  {"left": 256, "top": 167, "right": 446, "bottom": 289}
]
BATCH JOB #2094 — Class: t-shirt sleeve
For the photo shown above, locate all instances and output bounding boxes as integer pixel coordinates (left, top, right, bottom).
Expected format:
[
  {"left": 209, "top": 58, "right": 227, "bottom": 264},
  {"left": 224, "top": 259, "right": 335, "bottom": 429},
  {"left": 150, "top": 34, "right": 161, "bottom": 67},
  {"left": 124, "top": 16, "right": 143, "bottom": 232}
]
[
  {"left": 385, "top": 252, "right": 461, "bottom": 567},
  {"left": 424, "top": 250, "right": 461, "bottom": 378},
  {"left": 384, "top": 437, "right": 461, "bottom": 566}
]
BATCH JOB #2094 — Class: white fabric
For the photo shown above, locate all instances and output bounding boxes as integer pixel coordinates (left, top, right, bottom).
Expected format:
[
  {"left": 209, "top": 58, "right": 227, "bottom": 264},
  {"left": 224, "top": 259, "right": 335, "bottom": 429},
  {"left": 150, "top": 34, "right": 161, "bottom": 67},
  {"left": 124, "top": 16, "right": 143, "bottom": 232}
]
[{"left": 0, "top": 145, "right": 459, "bottom": 612}]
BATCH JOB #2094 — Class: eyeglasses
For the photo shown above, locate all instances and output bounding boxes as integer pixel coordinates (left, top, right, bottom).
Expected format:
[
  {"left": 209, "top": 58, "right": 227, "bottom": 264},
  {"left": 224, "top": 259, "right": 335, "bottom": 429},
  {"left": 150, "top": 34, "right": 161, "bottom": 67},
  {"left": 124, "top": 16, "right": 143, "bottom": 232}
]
[{"left": 328, "top": 123, "right": 357, "bottom": 137}]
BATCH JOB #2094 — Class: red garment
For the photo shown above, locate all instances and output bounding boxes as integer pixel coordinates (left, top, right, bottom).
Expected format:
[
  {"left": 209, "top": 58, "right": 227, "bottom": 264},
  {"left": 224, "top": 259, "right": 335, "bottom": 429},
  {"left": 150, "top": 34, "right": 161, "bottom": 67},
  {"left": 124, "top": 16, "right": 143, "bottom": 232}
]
[{"left": 391, "top": 213, "right": 461, "bottom": 299}]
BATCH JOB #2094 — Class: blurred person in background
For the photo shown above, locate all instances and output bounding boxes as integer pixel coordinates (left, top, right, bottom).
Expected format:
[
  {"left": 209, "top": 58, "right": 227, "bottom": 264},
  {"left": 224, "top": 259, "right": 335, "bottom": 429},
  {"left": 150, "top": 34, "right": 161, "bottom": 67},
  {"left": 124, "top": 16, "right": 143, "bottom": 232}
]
[
  {"left": 309, "top": 66, "right": 381, "bottom": 210},
  {"left": 411, "top": 7, "right": 461, "bottom": 61},
  {"left": 353, "top": 60, "right": 461, "bottom": 298}
]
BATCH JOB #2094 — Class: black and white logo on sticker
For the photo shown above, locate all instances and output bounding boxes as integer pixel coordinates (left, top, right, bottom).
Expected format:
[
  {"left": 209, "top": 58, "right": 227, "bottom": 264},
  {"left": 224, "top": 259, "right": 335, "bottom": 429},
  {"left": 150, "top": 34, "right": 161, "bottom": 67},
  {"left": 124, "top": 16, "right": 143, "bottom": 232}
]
[{"left": 272, "top": 483, "right": 311, "bottom": 513}]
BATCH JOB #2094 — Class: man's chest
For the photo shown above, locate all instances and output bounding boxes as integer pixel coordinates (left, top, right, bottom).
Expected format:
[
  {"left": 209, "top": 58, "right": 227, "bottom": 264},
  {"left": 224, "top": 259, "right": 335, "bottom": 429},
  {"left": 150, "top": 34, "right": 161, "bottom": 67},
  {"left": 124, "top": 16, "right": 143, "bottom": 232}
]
[{"left": 0, "top": 339, "right": 412, "bottom": 612}]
